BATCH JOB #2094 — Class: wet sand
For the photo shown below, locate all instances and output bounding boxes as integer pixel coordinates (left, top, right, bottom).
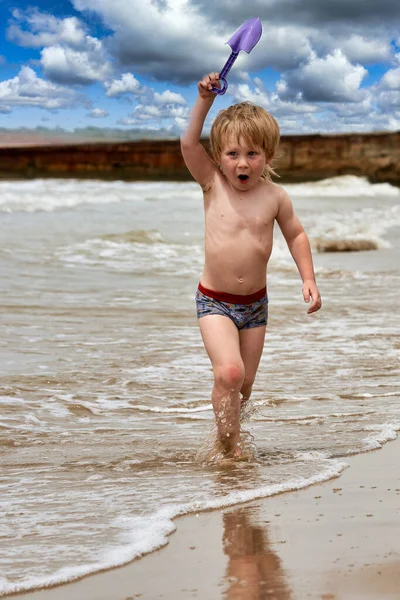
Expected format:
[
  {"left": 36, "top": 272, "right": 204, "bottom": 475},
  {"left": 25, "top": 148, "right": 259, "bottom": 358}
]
[{"left": 10, "top": 437, "right": 400, "bottom": 600}]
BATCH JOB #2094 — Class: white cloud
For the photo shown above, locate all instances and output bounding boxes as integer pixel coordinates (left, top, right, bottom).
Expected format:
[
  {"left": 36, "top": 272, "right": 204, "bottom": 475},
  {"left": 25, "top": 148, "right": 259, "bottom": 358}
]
[
  {"left": 116, "top": 88, "right": 190, "bottom": 129},
  {"left": 222, "top": 77, "right": 400, "bottom": 134},
  {"left": 2, "top": 0, "right": 399, "bottom": 134},
  {"left": 104, "top": 73, "right": 142, "bottom": 97},
  {"left": 0, "top": 66, "right": 78, "bottom": 110},
  {"left": 133, "top": 103, "right": 189, "bottom": 120},
  {"left": 66, "top": 1, "right": 313, "bottom": 83},
  {"left": 153, "top": 90, "right": 186, "bottom": 105},
  {"left": 134, "top": 105, "right": 161, "bottom": 118},
  {"left": 376, "top": 90, "right": 400, "bottom": 110},
  {"left": 333, "top": 96, "right": 374, "bottom": 117},
  {"left": 72, "top": 0, "right": 226, "bottom": 83},
  {"left": 6, "top": 8, "right": 112, "bottom": 86},
  {"left": 250, "top": 26, "right": 313, "bottom": 72},
  {"left": 339, "top": 35, "right": 391, "bottom": 64},
  {"left": 380, "top": 68, "right": 400, "bottom": 90},
  {"left": 41, "top": 37, "right": 111, "bottom": 84},
  {"left": 229, "top": 80, "right": 317, "bottom": 121},
  {"left": 230, "top": 82, "right": 271, "bottom": 108},
  {"left": 88, "top": 108, "right": 109, "bottom": 118},
  {"left": 277, "top": 50, "right": 368, "bottom": 103},
  {"left": 68, "top": 0, "right": 398, "bottom": 86},
  {"left": 103, "top": 74, "right": 188, "bottom": 129},
  {"left": 7, "top": 9, "right": 86, "bottom": 49},
  {"left": 116, "top": 119, "right": 160, "bottom": 129}
]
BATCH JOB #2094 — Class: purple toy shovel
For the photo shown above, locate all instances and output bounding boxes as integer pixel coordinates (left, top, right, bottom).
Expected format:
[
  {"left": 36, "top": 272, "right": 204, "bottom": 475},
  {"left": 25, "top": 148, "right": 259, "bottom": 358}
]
[{"left": 212, "top": 17, "right": 262, "bottom": 95}]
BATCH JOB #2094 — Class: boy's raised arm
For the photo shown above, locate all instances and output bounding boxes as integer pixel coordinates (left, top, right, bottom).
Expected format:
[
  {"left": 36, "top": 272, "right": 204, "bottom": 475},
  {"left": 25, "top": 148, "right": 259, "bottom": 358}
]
[{"left": 180, "top": 73, "right": 220, "bottom": 190}]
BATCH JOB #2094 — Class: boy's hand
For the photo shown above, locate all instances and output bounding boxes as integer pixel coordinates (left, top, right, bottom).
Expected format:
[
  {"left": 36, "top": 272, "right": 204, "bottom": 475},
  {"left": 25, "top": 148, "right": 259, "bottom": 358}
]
[
  {"left": 198, "top": 72, "right": 221, "bottom": 99},
  {"left": 302, "top": 280, "right": 322, "bottom": 314}
]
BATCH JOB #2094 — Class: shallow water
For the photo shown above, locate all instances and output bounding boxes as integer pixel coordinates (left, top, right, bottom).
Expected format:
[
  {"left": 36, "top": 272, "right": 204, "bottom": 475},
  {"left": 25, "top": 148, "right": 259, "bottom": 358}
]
[{"left": 0, "top": 175, "right": 399, "bottom": 595}]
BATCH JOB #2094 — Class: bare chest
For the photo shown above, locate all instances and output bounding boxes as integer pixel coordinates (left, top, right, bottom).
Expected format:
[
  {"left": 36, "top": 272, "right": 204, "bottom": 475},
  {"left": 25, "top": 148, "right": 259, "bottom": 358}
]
[{"left": 205, "top": 192, "right": 276, "bottom": 238}]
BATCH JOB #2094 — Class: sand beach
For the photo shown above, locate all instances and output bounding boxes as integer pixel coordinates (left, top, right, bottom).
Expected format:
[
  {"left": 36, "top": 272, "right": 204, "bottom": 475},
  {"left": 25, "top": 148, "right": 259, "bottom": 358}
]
[{"left": 10, "top": 438, "right": 400, "bottom": 600}]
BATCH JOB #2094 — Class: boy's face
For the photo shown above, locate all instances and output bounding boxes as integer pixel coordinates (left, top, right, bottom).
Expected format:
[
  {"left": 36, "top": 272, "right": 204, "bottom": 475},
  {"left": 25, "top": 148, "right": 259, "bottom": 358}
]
[{"left": 219, "top": 135, "right": 267, "bottom": 191}]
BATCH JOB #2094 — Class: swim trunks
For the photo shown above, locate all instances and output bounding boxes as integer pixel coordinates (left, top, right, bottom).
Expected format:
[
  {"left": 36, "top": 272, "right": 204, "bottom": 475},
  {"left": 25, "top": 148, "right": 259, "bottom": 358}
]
[{"left": 195, "top": 282, "right": 268, "bottom": 330}]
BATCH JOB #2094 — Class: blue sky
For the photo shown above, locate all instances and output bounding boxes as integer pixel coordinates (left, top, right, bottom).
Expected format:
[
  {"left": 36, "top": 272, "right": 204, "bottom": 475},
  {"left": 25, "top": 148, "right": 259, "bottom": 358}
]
[{"left": 0, "top": 0, "right": 399, "bottom": 136}]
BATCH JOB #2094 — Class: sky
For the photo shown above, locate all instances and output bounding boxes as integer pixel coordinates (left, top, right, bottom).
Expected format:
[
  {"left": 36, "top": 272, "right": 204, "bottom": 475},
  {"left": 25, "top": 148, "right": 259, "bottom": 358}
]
[{"left": 0, "top": 0, "right": 399, "bottom": 137}]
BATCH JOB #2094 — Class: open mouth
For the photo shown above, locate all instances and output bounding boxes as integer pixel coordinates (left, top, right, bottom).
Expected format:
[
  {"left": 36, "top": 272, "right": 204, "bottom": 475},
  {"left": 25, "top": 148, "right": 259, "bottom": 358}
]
[{"left": 238, "top": 174, "right": 249, "bottom": 182}]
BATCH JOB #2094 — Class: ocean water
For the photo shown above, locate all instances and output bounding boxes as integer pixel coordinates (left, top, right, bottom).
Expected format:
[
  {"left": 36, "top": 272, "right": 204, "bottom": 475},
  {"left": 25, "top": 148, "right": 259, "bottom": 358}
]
[{"left": 0, "top": 175, "right": 399, "bottom": 595}]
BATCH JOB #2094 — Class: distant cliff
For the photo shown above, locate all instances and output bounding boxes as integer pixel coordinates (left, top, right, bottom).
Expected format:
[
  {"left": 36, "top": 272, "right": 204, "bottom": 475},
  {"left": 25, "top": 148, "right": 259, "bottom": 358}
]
[{"left": 0, "top": 132, "right": 399, "bottom": 185}]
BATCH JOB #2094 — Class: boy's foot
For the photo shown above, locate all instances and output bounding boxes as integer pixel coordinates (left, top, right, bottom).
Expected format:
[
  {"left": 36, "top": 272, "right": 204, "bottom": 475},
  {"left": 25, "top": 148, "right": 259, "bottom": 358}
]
[
  {"left": 219, "top": 431, "right": 243, "bottom": 459},
  {"left": 232, "top": 442, "right": 244, "bottom": 459}
]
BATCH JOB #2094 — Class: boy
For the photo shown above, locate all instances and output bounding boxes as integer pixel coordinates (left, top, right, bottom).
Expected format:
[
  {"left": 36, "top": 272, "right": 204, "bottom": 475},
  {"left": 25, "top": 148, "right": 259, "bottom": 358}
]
[{"left": 180, "top": 72, "right": 322, "bottom": 459}]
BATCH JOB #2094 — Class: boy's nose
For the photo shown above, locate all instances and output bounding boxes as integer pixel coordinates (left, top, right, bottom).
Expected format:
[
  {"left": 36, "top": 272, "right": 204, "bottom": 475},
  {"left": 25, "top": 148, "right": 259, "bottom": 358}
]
[{"left": 238, "top": 155, "right": 249, "bottom": 167}]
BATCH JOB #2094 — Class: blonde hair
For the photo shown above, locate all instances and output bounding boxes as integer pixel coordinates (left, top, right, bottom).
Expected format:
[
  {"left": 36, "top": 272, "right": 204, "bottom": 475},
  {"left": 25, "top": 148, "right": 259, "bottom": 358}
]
[{"left": 209, "top": 102, "right": 280, "bottom": 181}]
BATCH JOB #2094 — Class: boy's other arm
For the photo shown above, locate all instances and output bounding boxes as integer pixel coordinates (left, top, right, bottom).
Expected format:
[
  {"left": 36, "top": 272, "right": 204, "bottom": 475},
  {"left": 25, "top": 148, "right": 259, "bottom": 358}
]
[
  {"left": 180, "top": 73, "right": 219, "bottom": 190},
  {"left": 275, "top": 187, "right": 322, "bottom": 314}
]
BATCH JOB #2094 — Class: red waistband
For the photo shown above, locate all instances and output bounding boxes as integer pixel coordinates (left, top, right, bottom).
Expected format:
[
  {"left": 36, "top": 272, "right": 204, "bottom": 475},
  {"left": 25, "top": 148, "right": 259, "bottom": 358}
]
[{"left": 198, "top": 282, "right": 267, "bottom": 305}]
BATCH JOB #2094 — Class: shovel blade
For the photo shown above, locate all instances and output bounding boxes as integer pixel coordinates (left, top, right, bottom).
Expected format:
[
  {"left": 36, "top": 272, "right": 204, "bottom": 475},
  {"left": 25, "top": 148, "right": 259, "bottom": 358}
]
[{"left": 226, "top": 17, "right": 262, "bottom": 54}]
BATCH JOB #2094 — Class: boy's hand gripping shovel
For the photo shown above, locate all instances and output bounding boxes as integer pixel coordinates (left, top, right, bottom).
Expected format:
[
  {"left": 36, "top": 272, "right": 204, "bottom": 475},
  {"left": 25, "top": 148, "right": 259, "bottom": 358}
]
[{"left": 212, "top": 17, "right": 262, "bottom": 96}]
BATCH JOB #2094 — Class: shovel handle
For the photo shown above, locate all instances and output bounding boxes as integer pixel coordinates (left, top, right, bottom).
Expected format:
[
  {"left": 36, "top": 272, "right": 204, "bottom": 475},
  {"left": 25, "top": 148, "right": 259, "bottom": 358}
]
[
  {"left": 211, "top": 76, "right": 228, "bottom": 95},
  {"left": 211, "top": 51, "right": 239, "bottom": 95}
]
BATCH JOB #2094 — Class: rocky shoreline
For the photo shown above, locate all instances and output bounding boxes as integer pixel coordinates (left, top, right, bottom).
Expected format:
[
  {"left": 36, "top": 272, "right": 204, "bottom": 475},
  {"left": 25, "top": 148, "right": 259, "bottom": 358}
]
[{"left": 0, "top": 131, "right": 399, "bottom": 185}]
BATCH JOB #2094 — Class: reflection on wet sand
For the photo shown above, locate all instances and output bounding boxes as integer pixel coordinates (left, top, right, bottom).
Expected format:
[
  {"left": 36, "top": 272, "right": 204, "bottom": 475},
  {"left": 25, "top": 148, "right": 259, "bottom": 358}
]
[{"left": 222, "top": 507, "right": 293, "bottom": 600}]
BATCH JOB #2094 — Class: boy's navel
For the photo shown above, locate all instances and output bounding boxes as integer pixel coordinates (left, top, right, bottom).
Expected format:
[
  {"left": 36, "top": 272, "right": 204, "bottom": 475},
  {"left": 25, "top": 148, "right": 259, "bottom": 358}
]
[{"left": 238, "top": 278, "right": 244, "bottom": 284}]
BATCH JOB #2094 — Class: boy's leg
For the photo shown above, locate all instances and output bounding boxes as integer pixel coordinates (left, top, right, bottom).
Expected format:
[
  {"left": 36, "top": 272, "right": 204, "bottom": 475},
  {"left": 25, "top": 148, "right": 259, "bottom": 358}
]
[
  {"left": 198, "top": 314, "right": 245, "bottom": 455},
  {"left": 239, "top": 325, "right": 266, "bottom": 404}
]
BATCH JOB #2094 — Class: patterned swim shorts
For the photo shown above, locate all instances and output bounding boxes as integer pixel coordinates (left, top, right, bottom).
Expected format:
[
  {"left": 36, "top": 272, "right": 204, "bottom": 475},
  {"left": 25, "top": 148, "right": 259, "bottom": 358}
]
[{"left": 195, "top": 282, "right": 268, "bottom": 330}]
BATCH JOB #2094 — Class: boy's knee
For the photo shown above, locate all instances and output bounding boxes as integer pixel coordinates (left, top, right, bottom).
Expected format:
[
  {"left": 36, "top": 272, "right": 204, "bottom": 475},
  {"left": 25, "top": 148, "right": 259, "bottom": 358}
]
[{"left": 214, "top": 363, "right": 245, "bottom": 390}]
